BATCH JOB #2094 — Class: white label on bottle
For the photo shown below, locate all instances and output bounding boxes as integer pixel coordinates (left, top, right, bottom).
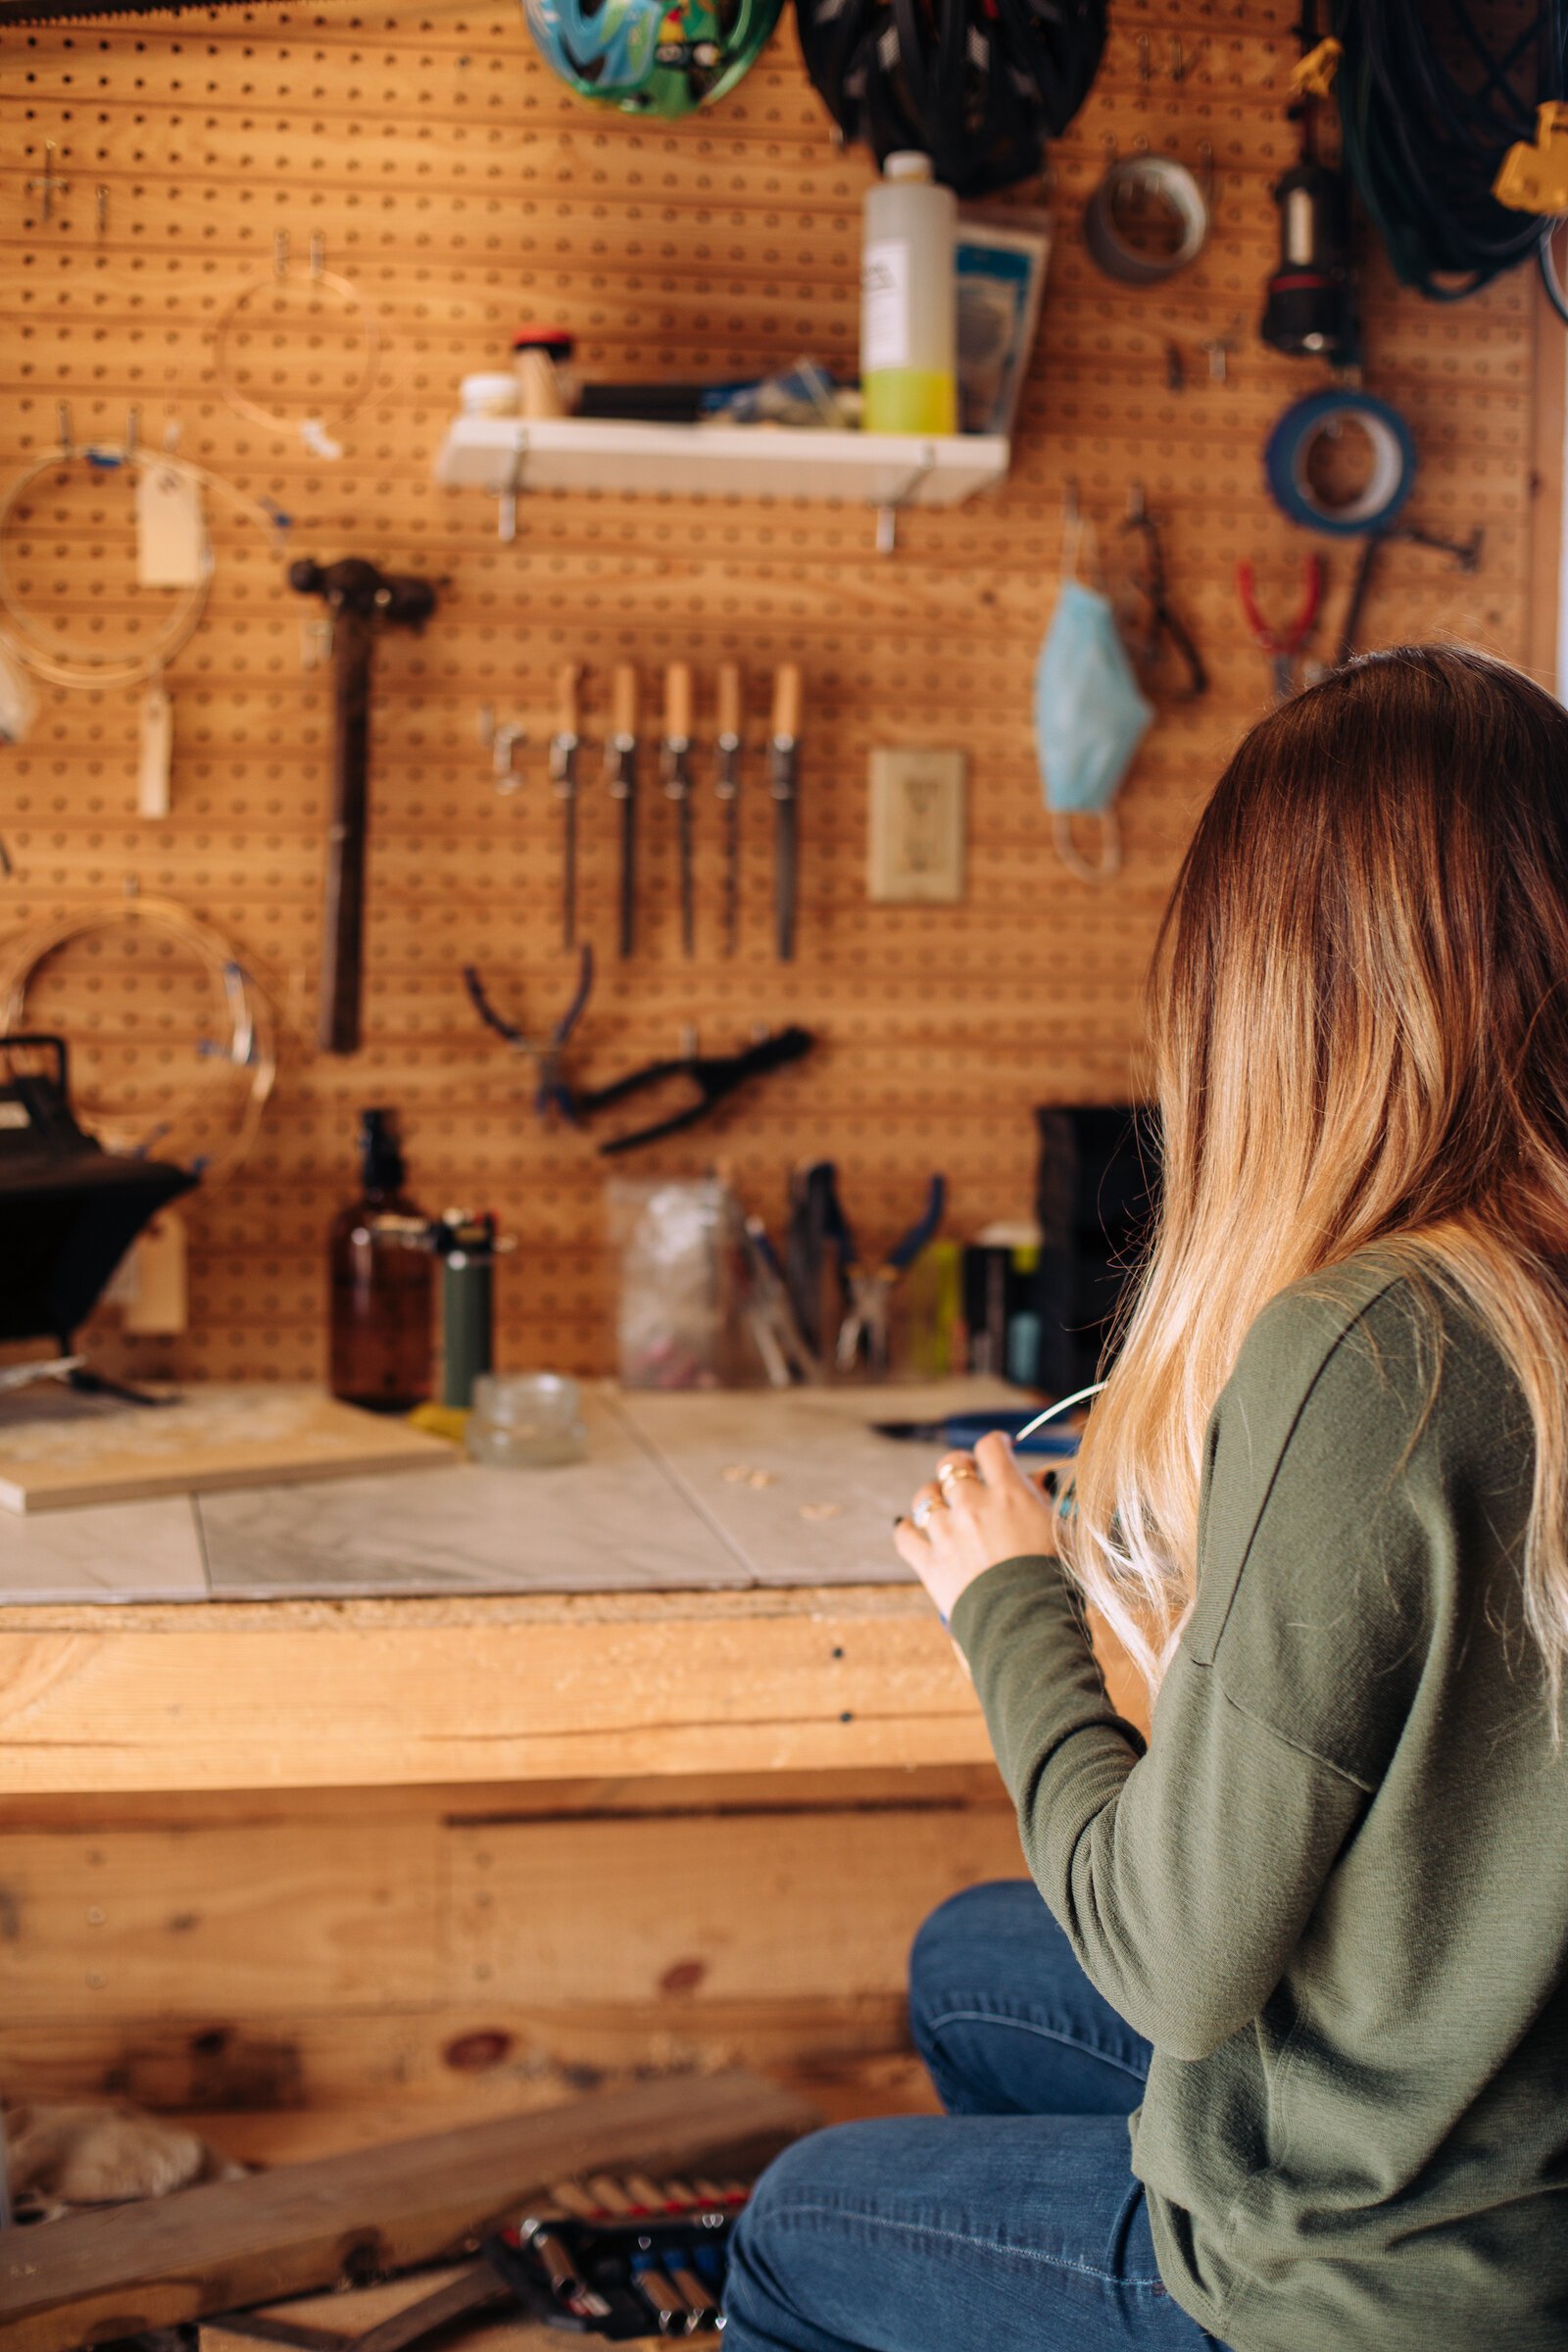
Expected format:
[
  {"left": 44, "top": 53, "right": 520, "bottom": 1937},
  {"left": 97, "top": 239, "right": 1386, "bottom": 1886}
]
[{"left": 862, "top": 238, "right": 911, "bottom": 371}]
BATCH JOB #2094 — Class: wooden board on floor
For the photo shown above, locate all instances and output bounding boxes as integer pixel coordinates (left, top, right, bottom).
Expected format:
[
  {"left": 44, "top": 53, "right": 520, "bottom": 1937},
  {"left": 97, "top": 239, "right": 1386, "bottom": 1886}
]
[
  {"left": 0, "top": 2071, "right": 816, "bottom": 2352},
  {"left": 200, "top": 2267, "right": 543, "bottom": 2352},
  {"left": 199, "top": 2263, "right": 660, "bottom": 2352},
  {"left": 0, "top": 1387, "right": 453, "bottom": 1515}
]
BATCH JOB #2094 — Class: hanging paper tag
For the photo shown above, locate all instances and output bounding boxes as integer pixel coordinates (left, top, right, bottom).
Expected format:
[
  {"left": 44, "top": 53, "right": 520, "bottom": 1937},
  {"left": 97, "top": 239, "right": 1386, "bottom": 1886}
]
[
  {"left": 139, "top": 676, "right": 173, "bottom": 818},
  {"left": 135, "top": 464, "right": 207, "bottom": 587},
  {"left": 119, "top": 1211, "right": 190, "bottom": 1335}
]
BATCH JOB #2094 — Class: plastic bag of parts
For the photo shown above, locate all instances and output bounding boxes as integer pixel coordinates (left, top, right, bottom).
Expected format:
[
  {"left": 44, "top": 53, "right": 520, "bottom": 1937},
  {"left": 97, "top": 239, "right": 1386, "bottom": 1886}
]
[
  {"left": 610, "top": 1176, "right": 768, "bottom": 1389},
  {"left": 699, "top": 359, "right": 854, "bottom": 429}
]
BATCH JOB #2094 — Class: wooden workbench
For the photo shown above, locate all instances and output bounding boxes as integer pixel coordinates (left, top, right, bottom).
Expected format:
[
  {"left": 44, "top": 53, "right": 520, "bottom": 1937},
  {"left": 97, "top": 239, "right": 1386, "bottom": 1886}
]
[{"left": 0, "top": 1386, "right": 1135, "bottom": 2137}]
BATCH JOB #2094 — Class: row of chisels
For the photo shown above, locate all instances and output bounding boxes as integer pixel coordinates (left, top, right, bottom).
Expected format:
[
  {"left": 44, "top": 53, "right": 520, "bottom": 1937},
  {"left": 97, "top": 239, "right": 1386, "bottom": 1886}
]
[{"left": 530, "top": 660, "right": 802, "bottom": 961}]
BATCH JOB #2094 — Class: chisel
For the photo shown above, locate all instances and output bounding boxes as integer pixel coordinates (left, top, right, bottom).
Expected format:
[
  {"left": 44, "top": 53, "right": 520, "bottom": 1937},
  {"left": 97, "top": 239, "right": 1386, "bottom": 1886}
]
[
  {"left": 768, "top": 662, "right": 801, "bottom": 963},
  {"left": 662, "top": 661, "right": 696, "bottom": 958},
  {"left": 607, "top": 662, "right": 639, "bottom": 959},
  {"left": 715, "top": 662, "right": 743, "bottom": 958},
  {"left": 550, "top": 662, "right": 582, "bottom": 951}
]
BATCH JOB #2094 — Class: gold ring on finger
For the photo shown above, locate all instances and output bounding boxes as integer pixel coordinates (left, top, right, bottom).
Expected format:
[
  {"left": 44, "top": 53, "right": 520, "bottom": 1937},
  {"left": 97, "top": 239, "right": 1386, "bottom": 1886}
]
[{"left": 939, "top": 1464, "right": 982, "bottom": 1491}]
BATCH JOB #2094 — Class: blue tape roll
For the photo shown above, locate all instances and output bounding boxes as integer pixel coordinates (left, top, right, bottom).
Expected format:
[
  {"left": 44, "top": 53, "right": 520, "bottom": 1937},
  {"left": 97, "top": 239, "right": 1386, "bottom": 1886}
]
[{"left": 1264, "top": 390, "right": 1417, "bottom": 538}]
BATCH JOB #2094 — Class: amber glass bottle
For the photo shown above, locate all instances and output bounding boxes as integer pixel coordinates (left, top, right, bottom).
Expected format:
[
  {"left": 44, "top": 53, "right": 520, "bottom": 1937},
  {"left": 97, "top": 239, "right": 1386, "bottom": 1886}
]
[{"left": 327, "top": 1107, "right": 433, "bottom": 1412}]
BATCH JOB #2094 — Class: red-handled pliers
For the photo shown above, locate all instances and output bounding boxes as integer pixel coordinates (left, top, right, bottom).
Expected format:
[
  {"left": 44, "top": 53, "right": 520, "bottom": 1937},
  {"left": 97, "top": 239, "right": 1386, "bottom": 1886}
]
[{"left": 1237, "top": 557, "right": 1324, "bottom": 699}]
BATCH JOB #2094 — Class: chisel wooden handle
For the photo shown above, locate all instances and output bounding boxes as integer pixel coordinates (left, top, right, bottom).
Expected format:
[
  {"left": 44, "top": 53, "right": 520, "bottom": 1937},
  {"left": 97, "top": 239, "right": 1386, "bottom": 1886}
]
[
  {"left": 664, "top": 661, "right": 693, "bottom": 744},
  {"left": 771, "top": 662, "right": 802, "bottom": 743},
  {"left": 555, "top": 662, "right": 580, "bottom": 738},
  {"left": 717, "top": 661, "right": 743, "bottom": 743}
]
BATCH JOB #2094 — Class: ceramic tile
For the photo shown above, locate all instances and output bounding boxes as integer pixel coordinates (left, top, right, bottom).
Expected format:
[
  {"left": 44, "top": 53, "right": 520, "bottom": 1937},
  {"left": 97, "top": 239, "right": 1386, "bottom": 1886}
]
[
  {"left": 199, "top": 1393, "right": 746, "bottom": 1596},
  {"left": 608, "top": 1385, "right": 1026, "bottom": 1586},
  {"left": 0, "top": 1494, "right": 209, "bottom": 1604}
]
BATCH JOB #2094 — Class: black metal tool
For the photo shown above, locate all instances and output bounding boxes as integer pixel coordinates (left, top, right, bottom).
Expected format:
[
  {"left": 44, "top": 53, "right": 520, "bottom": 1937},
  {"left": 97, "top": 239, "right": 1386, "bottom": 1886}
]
[
  {"left": 463, "top": 946, "right": 594, "bottom": 1125},
  {"left": 287, "top": 557, "right": 437, "bottom": 1054},
  {"left": 715, "top": 662, "right": 743, "bottom": 959},
  {"left": 571, "top": 1023, "right": 814, "bottom": 1155},
  {"left": 1335, "top": 521, "right": 1484, "bottom": 667},
  {"left": 1123, "top": 487, "right": 1207, "bottom": 698},
  {"left": 551, "top": 662, "right": 582, "bottom": 952},
  {"left": 607, "top": 662, "right": 639, "bottom": 959},
  {"left": 662, "top": 662, "right": 697, "bottom": 958},
  {"left": 768, "top": 662, "right": 801, "bottom": 963}
]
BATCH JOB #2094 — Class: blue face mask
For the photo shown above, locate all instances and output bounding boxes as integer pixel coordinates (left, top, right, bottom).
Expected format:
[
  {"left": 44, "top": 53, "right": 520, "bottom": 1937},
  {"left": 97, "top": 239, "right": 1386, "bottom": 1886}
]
[{"left": 1034, "top": 577, "right": 1153, "bottom": 881}]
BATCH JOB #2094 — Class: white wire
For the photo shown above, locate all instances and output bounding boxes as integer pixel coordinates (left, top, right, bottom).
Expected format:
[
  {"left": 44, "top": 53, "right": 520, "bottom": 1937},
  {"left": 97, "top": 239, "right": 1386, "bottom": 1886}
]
[
  {"left": 1014, "top": 1380, "right": 1107, "bottom": 1444},
  {"left": 0, "top": 441, "right": 289, "bottom": 692}
]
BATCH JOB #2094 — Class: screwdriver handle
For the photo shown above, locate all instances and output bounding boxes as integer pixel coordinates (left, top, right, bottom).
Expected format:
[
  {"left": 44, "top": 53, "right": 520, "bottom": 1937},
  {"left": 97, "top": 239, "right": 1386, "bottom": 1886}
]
[
  {"left": 716, "top": 661, "right": 743, "bottom": 742},
  {"left": 771, "top": 662, "right": 802, "bottom": 743},
  {"left": 555, "top": 662, "right": 580, "bottom": 738},
  {"left": 612, "top": 662, "right": 638, "bottom": 743},
  {"left": 664, "top": 661, "right": 693, "bottom": 744}
]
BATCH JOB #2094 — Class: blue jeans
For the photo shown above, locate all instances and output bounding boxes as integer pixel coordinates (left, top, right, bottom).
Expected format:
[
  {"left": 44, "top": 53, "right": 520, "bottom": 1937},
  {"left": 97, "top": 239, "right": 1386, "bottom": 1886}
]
[{"left": 723, "top": 1882, "right": 1225, "bottom": 2352}]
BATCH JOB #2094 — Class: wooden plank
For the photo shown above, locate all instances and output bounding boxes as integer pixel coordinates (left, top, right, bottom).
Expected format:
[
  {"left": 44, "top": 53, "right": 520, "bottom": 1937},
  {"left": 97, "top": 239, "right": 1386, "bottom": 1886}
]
[
  {"left": 0, "top": 1587, "right": 996, "bottom": 1792},
  {"left": 200, "top": 2266, "right": 572, "bottom": 2352},
  {"left": 0, "top": 2070, "right": 817, "bottom": 2352},
  {"left": 0, "top": 1815, "right": 443, "bottom": 2019},
  {"left": 0, "top": 1993, "right": 917, "bottom": 2112},
  {"left": 449, "top": 1802, "right": 1022, "bottom": 2006},
  {"left": 0, "top": 1390, "right": 453, "bottom": 1515}
]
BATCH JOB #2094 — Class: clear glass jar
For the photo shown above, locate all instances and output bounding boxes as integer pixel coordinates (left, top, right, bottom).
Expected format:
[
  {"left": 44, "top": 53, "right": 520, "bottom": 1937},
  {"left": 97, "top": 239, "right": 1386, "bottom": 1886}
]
[{"left": 465, "top": 1372, "right": 588, "bottom": 1469}]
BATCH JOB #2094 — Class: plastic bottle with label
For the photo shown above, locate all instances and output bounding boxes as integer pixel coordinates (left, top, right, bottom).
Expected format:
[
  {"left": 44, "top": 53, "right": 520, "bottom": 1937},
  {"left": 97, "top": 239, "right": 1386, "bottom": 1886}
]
[{"left": 860, "top": 152, "right": 958, "bottom": 436}]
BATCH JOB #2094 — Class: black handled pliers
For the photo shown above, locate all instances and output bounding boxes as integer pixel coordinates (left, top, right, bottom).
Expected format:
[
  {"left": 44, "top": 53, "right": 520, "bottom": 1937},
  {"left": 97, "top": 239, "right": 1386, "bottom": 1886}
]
[{"left": 574, "top": 1024, "right": 815, "bottom": 1156}]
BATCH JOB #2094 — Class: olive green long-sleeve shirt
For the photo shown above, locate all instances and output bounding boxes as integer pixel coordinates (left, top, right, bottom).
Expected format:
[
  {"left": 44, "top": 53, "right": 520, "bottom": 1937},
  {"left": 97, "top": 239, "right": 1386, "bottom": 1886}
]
[{"left": 949, "top": 1248, "right": 1568, "bottom": 2351}]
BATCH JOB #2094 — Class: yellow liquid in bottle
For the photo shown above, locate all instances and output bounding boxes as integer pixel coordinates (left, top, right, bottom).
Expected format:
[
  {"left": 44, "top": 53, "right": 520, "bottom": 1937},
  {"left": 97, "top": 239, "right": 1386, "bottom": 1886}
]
[{"left": 862, "top": 366, "right": 957, "bottom": 436}]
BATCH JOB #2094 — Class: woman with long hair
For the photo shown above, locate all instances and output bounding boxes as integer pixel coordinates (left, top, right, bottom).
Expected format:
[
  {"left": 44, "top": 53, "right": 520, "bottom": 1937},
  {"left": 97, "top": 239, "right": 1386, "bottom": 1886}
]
[{"left": 722, "top": 646, "right": 1568, "bottom": 2352}]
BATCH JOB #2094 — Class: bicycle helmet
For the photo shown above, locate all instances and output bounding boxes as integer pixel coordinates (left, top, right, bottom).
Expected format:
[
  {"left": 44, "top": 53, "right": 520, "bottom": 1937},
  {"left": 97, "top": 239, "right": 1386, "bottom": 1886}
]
[
  {"left": 523, "top": 0, "right": 783, "bottom": 116},
  {"left": 795, "top": 0, "right": 1107, "bottom": 195}
]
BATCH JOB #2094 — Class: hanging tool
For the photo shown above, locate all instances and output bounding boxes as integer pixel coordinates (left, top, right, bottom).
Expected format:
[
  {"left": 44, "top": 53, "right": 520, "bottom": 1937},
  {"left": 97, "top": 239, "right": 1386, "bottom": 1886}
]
[
  {"left": 1334, "top": 521, "right": 1484, "bottom": 667},
  {"left": 1122, "top": 487, "right": 1206, "bottom": 698},
  {"left": 741, "top": 1215, "right": 820, "bottom": 1386},
  {"left": 479, "top": 708, "right": 527, "bottom": 793},
  {"left": 1261, "top": 0, "right": 1358, "bottom": 364},
  {"left": 715, "top": 662, "right": 743, "bottom": 959},
  {"left": 662, "top": 662, "right": 697, "bottom": 959},
  {"left": 550, "top": 663, "right": 582, "bottom": 951},
  {"left": 768, "top": 663, "right": 801, "bottom": 962},
  {"left": 607, "top": 663, "right": 639, "bottom": 959},
  {"left": 831, "top": 1172, "right": 947, "bottom": 1376},
  {"left": 462, "top": 946, "right": 594, "bottom": 1126},
  {"left": 1237, "top": 557, "right": 1323, "bottom": 700},
  {"left": 288, "top": 558, "right": 437, "bottom": 1054},
  {"left": 571, "top": 1024, "right": 814, "bottom": 1155}
]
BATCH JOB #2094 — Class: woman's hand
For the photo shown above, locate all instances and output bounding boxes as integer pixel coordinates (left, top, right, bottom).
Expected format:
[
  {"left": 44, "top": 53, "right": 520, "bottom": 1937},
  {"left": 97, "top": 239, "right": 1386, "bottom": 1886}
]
[{"left": 893, "top": 1432, "right": 1065, "bottom": 1625}]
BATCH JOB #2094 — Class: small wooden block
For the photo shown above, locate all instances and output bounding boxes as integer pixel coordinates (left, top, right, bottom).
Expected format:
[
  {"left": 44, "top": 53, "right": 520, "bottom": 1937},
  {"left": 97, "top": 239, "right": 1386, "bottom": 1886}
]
[
  {"left": 0, "top": 1385, "right": 454, "bottom": 1515},
  {"left": 199, "top": 2264, "right": 563, "bottom": 2352}
]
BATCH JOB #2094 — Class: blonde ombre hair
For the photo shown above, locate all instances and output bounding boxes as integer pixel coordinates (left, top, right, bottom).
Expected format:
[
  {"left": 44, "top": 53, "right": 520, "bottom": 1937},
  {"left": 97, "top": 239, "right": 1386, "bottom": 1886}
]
[{"left": 1064, "top": 644, "right": 1568, "bottom": 1717}]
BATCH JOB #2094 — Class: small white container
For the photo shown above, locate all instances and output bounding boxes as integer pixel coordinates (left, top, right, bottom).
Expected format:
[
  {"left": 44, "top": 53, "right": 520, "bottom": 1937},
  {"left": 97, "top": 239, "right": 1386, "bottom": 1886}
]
[
  {"left": 460, "top": 371, "right": 520, "bottom": 418},
  {"left": 860, "top": 153, "right": 957, "bottom": 437}
]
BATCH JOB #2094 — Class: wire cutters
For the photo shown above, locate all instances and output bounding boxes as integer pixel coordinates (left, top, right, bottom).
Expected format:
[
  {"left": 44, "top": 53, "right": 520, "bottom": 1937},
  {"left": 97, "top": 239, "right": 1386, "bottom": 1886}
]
[
  {"left": 463, "top": 944, "right": 593, "bottom": 1125},
  {"left": 573, "top": 1024, "right": 814, "bottom": 1156},
  {"left": 1237, "top": 557, "right": 1323, "bottom": 699},
  {"left": 834, "top": 1172, "right": 947, "bottom": 1375}
]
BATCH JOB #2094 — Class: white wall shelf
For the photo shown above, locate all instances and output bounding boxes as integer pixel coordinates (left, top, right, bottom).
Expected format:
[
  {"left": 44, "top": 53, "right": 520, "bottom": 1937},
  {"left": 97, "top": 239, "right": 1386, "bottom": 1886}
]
[{"left": 433, "top": 414, "right": 1011, "bottom": 551}]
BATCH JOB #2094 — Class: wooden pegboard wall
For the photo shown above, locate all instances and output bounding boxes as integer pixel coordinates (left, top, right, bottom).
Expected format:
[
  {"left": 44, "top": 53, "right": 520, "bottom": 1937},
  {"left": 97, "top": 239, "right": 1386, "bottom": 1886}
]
[{"left": 0, "top": 0, "right": 1549, "bottom": 1383}]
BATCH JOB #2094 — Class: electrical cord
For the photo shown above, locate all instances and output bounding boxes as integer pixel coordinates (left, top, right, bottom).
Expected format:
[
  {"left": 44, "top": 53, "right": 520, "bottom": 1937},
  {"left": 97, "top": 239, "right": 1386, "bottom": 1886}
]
[
  {"left": 1331, "top": 0, "right": 1568, "bottom": 299},
  {"left": 0, "top": 896, "right": 279, "bottom": 1183}
]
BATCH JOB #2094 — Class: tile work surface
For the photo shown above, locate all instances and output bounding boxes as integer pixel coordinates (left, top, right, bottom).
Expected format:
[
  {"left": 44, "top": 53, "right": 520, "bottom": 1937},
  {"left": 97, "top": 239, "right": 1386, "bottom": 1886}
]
[
  {"left": 0, "top": 1494, "right": 209, "bottom": 1604},
  {"left": 198, "top": 1391, "right": 742, "bottom": 1598},
  {"left": 613, "top": 1380, "right": 1022, "bottom": 1588},
  {"left": 0, "top": 1381, "right": 1025, "bottom": 1603}
]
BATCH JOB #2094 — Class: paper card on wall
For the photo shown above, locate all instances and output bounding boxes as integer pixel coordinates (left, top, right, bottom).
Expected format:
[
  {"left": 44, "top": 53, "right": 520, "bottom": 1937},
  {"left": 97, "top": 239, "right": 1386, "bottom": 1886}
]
[
  {"left": 135, "top": 464, "right": 207, "bottom": 588},
  {"left": 112, "top": 1210, "right": 190, "bottom": 1335}
]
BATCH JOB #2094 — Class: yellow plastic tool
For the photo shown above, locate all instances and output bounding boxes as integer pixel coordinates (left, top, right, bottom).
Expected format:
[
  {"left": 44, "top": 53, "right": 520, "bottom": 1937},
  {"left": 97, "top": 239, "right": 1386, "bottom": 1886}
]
[
  {"left": 1290, "top": 35, "right": 1342, "bottom": 101},
  {"left": 1494, "top": 102, "right": 1568, "bottom": 215}
]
